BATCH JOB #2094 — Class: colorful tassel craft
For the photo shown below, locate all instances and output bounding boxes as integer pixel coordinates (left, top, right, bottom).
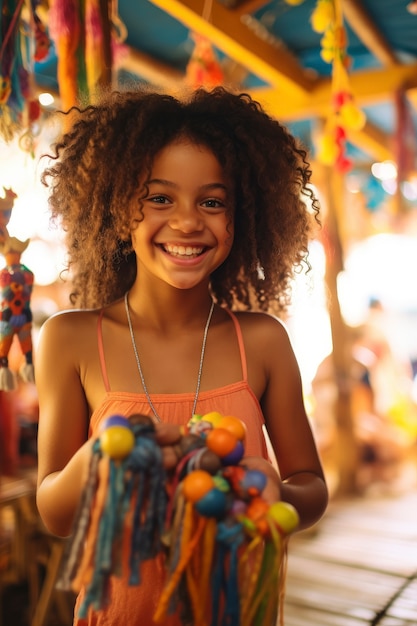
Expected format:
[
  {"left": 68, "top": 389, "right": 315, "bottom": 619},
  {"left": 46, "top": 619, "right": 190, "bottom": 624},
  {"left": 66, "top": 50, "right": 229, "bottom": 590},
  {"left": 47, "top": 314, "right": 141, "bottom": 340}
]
[{"left": 57, "top": 411, "right": 299, "bottom": 625}]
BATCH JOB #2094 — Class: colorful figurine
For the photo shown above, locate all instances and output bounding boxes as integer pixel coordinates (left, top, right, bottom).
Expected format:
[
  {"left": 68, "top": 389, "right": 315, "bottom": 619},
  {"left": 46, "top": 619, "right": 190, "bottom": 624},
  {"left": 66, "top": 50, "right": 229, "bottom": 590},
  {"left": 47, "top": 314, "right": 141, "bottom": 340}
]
[{"left": 0, "top": 188, "right": 34, "bottom": 390}]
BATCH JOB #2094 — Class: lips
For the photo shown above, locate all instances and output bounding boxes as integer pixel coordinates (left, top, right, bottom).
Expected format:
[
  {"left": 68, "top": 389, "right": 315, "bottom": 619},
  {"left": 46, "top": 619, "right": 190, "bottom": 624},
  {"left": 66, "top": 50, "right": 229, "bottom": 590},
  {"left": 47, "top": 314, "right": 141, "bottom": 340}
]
[{"left": 160, "top": 243, "right": 207, "bottom": 258}]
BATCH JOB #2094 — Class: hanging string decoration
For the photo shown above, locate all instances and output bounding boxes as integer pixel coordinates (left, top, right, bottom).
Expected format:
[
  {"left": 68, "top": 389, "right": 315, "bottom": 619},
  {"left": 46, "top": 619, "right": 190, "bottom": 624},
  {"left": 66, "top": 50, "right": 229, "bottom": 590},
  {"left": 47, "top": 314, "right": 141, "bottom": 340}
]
[
  {"left": 284, "top": 0, "right": 366, "bottom": 172},
  {"left": 185, "top": 0, "right": 224, "bottom": 89},
  {"left": 0, "top": 188, "right": 35, "bottom": 391},
  {"left": 57, "top": 411, "right": 299, "bottom": 626},
  {"left": 48, "top": 0, "right": 128, "bottom": 113},
  {"left": 186, "top": 33, "right": 224, "bottom": 89},
  {"left": 0, "top": 0, "right": 46, "bottom": 145}
]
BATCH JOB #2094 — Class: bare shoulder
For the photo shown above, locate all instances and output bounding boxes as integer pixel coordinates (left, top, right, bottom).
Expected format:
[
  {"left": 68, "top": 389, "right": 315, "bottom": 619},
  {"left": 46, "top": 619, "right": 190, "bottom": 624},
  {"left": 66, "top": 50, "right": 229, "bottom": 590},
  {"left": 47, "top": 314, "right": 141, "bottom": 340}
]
[
  {"left": 232, "top": 310, "right": 292, "bottom": 350},
  {"left": 38, "top": 308, "right": 100, "bottom": 349}
]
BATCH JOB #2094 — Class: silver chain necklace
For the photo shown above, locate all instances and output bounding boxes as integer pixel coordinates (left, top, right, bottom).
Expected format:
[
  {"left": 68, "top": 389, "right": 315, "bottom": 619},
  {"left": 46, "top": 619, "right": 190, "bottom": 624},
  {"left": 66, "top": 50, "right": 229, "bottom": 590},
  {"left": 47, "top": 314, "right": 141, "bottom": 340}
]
[{"left": 124, "top": 292, "right": 215, "bottom": 422}]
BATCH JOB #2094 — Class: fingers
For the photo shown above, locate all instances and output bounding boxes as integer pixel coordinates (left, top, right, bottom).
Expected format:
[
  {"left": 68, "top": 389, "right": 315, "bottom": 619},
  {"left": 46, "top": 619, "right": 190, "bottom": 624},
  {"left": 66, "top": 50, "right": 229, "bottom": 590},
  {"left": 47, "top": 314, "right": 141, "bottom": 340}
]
[{"left": 243, "top": 456, "right": 281, "bottom": 504}]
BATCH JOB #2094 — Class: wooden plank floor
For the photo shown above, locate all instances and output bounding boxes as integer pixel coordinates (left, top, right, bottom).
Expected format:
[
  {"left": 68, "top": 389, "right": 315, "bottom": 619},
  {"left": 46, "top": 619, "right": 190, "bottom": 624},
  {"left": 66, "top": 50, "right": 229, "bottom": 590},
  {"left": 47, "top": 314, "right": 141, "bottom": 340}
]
[{"left": 283, "top": 488, "right": 417, "bottom": 626}]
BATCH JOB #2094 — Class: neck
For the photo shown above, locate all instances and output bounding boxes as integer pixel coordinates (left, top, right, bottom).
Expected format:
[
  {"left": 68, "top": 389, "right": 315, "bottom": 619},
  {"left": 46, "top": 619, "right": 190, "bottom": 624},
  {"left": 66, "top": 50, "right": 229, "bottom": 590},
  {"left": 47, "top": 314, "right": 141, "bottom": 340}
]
[{"left": 126, "top": 285, "right": 213, "bottom": 329}]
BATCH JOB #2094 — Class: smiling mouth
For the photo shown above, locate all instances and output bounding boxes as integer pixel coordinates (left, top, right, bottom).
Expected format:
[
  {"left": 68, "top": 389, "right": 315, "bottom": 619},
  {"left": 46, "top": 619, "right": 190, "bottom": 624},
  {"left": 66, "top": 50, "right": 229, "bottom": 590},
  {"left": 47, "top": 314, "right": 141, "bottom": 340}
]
[{"left": 160, "top": 243, "right": 207, "bottom": 258}]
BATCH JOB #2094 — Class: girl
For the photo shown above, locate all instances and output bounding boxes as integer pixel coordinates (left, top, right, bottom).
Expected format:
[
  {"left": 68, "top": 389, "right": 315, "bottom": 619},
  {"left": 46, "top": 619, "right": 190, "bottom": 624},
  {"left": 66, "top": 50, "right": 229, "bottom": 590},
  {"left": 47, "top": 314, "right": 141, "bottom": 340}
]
[{"left": 36, "top": 86, "right": 328, "bottom": 625}]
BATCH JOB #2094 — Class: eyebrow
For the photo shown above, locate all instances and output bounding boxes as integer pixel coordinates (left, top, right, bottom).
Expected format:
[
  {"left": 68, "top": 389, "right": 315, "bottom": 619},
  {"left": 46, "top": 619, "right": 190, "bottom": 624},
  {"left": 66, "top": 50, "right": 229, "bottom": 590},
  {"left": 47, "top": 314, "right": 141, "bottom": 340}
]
[{"left": 147, "top": 178, "right": 228, "bottom": 192}]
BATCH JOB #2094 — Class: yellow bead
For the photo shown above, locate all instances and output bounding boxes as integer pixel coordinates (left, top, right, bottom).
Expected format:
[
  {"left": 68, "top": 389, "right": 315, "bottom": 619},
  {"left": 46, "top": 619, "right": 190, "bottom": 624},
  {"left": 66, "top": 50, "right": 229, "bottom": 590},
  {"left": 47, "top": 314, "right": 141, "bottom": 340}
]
[
  {"left": 268, "top": 502, "right": 299, "bottom": 534},
  {"left": 100, "top": 425, "right": 135, "bottom": 460},
  {"left": 202, "top": 411, "right": 223, "bottom": 427}
]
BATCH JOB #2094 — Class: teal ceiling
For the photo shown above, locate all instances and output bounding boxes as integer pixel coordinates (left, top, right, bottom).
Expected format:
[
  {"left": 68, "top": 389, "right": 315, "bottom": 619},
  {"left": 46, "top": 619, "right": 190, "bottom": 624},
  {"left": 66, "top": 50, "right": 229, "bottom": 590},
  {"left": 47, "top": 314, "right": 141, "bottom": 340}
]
[{"left": 29, "top": 0, "right": 417, "bottom": 163}]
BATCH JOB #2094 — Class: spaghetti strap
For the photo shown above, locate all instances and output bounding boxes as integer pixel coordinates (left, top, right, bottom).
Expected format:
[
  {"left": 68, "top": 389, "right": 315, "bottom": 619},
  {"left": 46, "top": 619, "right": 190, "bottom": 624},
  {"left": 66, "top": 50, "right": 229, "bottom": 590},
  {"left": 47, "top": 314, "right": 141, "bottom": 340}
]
[
  {"left": 225, "top": 309, "right": 248, "bottom": 382},
  {"left": 97, "top": 310, "right": 111, "bottom": 392}
]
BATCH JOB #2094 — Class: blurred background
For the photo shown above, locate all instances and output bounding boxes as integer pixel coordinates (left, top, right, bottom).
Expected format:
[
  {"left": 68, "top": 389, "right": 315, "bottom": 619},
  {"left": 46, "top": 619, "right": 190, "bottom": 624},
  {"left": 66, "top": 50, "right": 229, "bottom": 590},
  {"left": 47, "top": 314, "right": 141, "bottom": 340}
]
[{"left": 1, "top": 1, "right": 417, "bottom": 625}]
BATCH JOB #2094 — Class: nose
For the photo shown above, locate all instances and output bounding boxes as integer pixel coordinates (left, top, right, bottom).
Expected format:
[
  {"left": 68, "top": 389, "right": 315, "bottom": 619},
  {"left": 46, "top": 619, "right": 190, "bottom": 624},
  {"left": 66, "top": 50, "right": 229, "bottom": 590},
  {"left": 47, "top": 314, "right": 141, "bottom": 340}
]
[{"left": 168, "top": 202, "right": 204, "bottom": 233}]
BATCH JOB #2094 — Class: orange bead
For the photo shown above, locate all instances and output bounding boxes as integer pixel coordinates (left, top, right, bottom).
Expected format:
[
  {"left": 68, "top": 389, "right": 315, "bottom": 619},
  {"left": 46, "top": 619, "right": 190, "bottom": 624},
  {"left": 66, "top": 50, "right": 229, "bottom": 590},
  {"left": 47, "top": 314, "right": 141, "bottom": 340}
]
[
  {"left": 218, "top": 415, "right": 247, "bottom": 441},
  {"left": 182, "top": 470, "right": 215, "bottom": 502},
  {"left": 206, "top": 428, "right": 237, "bottom": 457},
  {"left": 246, "top": 496, "right": 270, "bottom": 522}
]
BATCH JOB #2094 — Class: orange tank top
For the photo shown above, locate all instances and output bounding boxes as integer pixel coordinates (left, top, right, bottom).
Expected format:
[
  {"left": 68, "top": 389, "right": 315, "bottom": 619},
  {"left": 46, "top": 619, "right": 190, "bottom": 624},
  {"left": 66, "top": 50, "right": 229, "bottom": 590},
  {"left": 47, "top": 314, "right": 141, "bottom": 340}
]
[
  {"left": 74, "top": 309, "right": 268, "bottom": 625},
  {"left": 90, "top": 308, "right": 267, "bottom": 458}
]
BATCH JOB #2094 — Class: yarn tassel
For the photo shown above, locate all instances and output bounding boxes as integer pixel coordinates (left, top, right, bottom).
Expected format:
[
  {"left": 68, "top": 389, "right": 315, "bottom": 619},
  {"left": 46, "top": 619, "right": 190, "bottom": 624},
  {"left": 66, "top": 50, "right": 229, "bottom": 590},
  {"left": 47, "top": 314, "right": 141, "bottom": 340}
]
[
  {"left": 70, "top": 452, "right": 110, "bottom": 594},
  {"left": 239, "top": 536, "right": 264, "bottom": 625},
  {"left": 19, "top": 361, "right": 34, "bottom": 383},
  {"left": 183, "top": 514, "right": 216, "bottom": 626},
  {"left": 77, "top": 456, "right": 128, "bottom": 616},
  {"left": 153, "top": 500, "right": 206, "bottom": 623},
  {"left": 127, "top": 432, "right": 167, "bottom": 584},
  {"left": 85, "top": 0, "right": 104, "bottom": 99},
  {"left": 210, "top": 521, "right": 243, "bottom": 626},
  {"left": 48, "top": 0, "right": 81, "bottom": 112},
  {"left": 245, "top": 521, "right": 283, "bottom": 626},
  {"left": 0, "top": 366, "right": 16, "bottom": 391},
  {"left": 56, "top": 440, "right": 101, "bottom": 590}
]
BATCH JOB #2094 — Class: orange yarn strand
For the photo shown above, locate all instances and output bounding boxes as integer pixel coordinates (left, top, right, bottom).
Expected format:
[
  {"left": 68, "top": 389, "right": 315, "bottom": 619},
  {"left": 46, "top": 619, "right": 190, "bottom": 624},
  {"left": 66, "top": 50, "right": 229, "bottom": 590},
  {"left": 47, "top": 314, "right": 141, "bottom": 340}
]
[
  {"left": 71, "top": 456, "right": 110, "bottom": 592},
  {"left": 153, "top": 501, "right": 206, "bottom": 622}
]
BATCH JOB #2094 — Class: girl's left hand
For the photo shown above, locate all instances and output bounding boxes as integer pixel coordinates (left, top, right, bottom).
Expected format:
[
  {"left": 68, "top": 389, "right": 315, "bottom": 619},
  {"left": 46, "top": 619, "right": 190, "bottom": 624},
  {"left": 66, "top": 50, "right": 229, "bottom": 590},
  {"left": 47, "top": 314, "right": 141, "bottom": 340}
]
[{"left": 243, "top": 455, "right": 282, "bottom": 504}]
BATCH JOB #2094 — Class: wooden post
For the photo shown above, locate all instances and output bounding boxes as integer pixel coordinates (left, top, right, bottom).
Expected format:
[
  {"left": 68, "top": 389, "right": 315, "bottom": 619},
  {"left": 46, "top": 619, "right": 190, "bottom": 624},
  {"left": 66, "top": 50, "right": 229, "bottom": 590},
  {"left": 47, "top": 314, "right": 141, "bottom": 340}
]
[{"left": 320, "top": 165, "right": 360, "bottom": 495}]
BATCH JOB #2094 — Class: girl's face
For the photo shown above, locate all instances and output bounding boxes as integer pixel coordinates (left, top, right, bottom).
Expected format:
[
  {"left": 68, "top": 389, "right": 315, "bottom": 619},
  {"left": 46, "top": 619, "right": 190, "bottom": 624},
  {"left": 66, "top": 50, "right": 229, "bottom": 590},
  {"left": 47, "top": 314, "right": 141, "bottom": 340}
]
[{"left": 131, "top": 140, "right": 234, "bottom": 291}]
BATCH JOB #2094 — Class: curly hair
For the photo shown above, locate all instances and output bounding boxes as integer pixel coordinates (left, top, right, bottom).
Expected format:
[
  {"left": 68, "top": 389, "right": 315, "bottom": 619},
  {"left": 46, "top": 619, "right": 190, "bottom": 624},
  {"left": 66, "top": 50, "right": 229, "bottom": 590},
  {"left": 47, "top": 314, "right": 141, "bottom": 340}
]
[{"left": 41, "top": 86, "right": 319, "bottom": 312}]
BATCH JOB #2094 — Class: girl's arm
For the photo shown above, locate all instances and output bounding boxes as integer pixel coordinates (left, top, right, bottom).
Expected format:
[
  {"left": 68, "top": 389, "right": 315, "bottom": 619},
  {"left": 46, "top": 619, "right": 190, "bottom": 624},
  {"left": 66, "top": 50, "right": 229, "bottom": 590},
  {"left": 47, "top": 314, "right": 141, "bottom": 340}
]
[
  {"left": 259, "top": 315, "right": 328, "bottom": 531},
  {"left": 36, "top": 313, "right": 93, "bottom": 537}
]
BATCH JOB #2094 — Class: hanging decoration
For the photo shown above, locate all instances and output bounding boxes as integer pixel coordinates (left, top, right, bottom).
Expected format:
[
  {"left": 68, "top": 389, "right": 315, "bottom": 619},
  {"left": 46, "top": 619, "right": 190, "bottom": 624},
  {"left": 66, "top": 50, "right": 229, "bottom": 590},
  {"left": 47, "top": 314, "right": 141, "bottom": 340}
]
[
  {"left": 0, "top": 0, "right": 46, "bottom": 146},
  {"left": 57, "top": 412, "right": 299, "bottom": 626},
  {"left": 0, "top": 188, "right": 35, "bottom": 391},
  {"left": 185, "top": 0, "right": 224, "bottom": 89},
  {"left": 1, "top": 0, "right": 128, "bottom": 144},
  {"left": 186, "top": 33, "right": 224, "bottom": 89},
  {"left": 284, "top": 0, "right": 366, "bottom": 172},
  {"left": 315, "top": 0, "right": 366, "bottom": 172},
  {"left": 48, "top": 0, "right": 82, "bottom": 113}
]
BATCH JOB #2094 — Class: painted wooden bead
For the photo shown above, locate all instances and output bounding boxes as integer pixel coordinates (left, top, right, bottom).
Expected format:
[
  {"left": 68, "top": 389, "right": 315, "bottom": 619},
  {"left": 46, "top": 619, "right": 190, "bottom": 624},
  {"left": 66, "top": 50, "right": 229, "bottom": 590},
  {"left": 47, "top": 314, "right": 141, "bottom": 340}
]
[
  {"left": 100, "top": 425, "right": 135, "bottom": 459},
  {"left": 205, "top": 427, "right": 237, "bottom": 457},
  {"left": 182, "top": 469, "right": 215, "bottom": 502},
  {"left": 268, "top": 501, "right": 299, "bottom": 534},
  {"left": 220, "top": 440, "right": 244, "bottom": 466},
  {"left": 218, "top": 415, "right": 247, "bottom": 441},
  {"left": 194, "top": 487, "right": 228, "bottom": 518},
  {"left": 241, "top": 469, "right": 267, "bottom": 496}
]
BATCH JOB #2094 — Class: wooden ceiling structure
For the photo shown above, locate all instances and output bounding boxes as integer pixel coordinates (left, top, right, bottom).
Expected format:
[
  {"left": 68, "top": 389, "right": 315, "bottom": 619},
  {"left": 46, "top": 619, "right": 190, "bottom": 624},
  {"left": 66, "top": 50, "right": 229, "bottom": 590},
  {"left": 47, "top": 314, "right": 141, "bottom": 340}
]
[{"left": 108, "top": 0, "right": 417, "bottom": 165}]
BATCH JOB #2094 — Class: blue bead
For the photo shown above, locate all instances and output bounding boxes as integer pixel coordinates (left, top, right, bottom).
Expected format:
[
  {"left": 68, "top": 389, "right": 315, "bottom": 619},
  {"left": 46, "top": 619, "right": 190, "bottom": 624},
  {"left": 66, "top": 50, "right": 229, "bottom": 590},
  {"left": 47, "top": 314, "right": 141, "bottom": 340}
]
[
  {"left": 102, "top": 414, "right": 132, "bottom": 431},
  {"left": 195, "top": 488, "right": 228, "bottom": 518},
  {"left": 221, "top": 441, "right": 244, "bottom": 466},
  {"left": 242, "top": 469, "right": 267, "bottom": 494}
]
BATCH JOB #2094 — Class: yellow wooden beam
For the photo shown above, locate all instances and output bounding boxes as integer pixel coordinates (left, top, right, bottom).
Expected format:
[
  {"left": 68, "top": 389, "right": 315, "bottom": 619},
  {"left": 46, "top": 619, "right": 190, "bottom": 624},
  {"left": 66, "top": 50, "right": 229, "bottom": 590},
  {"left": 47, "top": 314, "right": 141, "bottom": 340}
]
[
  {"left": 249, "top": 62, "right": 417, "bottom": 121},
  {"left": 149, "top": 0, "right": 317, "bottom": 97}
]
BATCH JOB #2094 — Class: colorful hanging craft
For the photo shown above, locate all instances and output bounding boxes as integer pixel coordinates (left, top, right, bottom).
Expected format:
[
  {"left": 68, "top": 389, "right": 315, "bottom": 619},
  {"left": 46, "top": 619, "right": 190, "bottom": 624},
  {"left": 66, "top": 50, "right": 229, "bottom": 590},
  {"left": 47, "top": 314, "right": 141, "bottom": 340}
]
[
  {"left": 284, "top": 0, "right": 366, "bottom": 172},
  {"left": 185, "top": 33, "right": 224, "bottom": 89},
  {"left": 185, "top": 0, "right": 224, "bottom": 89},
  {"left": 0, "top": 188, "right": 35, "bottom": 391},
  {"left": 57, "top": 411, "right": 299, "bottom": 626},
  {"left": 0, "top": 0, "right": 48, "bottom": 145}
]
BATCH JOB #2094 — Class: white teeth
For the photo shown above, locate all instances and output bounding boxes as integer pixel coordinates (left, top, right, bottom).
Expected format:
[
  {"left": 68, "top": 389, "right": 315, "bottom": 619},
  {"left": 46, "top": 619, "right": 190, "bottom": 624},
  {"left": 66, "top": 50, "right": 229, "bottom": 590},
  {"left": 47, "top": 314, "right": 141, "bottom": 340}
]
[{"left": 163, "top": 244, "right": 204, "bottom": 257}]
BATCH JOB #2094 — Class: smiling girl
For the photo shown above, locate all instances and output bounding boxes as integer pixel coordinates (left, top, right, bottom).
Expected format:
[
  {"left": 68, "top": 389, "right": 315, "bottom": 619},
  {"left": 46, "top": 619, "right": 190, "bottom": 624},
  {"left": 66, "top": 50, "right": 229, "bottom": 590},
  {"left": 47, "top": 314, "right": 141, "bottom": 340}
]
[{"left": 36, "top": 86, "right": 328, "bottom": 625}]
